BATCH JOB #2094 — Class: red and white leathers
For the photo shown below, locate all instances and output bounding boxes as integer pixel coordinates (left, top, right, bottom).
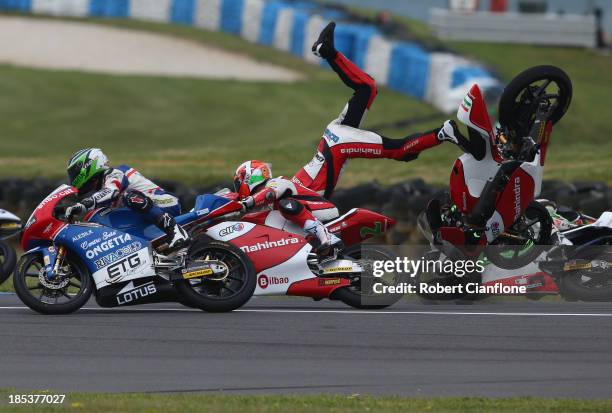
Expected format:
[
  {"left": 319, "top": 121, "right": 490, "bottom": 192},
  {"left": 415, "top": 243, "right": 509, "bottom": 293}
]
[
  {"left": 292, "top": 51, "right": 443, "bottom": 199},
  {"left": 242, "top": 177, "right": 341, "bottom": 249}
]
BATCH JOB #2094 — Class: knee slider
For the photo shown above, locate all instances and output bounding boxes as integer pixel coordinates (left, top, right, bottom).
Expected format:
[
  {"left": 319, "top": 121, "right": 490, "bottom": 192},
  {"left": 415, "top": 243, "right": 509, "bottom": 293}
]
[
  {"left": 124, "top": 190, "right": 153, "bottom": 212},
  {"left": 278, "top": 198, "right": 304, "bottom": 216}
]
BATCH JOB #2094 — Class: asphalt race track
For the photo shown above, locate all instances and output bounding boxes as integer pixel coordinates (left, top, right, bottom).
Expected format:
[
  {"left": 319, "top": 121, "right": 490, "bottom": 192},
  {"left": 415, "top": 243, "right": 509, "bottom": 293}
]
[{"left": 2, "top": 293, "right": 612, "bottom": 398}]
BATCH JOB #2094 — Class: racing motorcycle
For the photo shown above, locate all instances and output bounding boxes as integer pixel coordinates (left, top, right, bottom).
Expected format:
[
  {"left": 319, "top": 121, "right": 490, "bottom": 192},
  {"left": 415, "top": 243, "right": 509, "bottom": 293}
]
[
  {"left": 420, "top": 65, "right": 573, "bottom": 270},
  {"left": 424, "top": 203, "right": 612, "bottom": 302},
  {"left": 0, "top": 209, "right": 21, "bottom": 284},
  {"left": 217, "top": 197, "right": 401, "bottom": 309},
  {"left": 537, "top": 202, "right": 612, "bottom": 301},
  {"left": 13, "top": 185, "right": 257, "bottom": 314},
  {"left": 14, "top": 186, "right": 400, "bottom": 314}
]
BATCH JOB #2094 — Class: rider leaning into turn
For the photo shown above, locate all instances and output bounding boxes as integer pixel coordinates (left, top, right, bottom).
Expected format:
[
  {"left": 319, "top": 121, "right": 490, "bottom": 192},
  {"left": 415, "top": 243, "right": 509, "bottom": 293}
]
[
  {"left": 65, "top": 148, "right": 190, "bottom": 249},
  {"left": 234, "top": 22, "right": 463, "bottom": 254}
]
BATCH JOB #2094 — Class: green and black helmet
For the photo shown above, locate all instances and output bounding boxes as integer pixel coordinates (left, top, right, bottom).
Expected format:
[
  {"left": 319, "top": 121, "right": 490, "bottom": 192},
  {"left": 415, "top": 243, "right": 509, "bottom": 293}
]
[{"left": 67, "top": 148, "right": 109, "bottom": 190}]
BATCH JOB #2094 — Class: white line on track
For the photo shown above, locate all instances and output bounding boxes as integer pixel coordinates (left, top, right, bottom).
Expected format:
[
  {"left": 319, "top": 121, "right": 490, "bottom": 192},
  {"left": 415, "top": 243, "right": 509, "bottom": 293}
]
[{"left": 1, "top": 306, "right": 612, "bottom": 317}]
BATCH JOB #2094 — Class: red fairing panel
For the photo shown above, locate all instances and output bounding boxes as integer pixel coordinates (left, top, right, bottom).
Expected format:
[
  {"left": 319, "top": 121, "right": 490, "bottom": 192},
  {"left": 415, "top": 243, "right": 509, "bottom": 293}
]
[
  {"left": 287, "top": 277, "right": 351, "bottom": 299},
  {"left": 230, "top": 225, "right": 308, "bottom": 274},
  {"left": 495, "top": 168, "right": 536, "bottom": 228},
  {"left": 327, "top": 209, "right": 395, "bottom": 246},
  {"left": 21, "top": 186, "right": 77, "bottom": 250},
  {"left": 483, "top": 272, "right": 559, "bottom": 294},
  {"left": 449, "top": 159, "right": 479, "bottom": 214}
]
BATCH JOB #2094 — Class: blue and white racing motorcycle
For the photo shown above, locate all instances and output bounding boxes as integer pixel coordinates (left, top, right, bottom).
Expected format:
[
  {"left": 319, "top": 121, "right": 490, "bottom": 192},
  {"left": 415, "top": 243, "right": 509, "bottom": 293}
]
[{"left": 13, "top": 185, "right": 256, "bottom": 314}]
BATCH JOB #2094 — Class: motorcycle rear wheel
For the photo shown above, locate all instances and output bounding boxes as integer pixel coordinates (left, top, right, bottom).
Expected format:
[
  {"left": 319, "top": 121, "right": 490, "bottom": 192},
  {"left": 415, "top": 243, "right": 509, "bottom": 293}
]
[
  {"left": 331, "top": 245, "right": 405, "bottom": 309},
  {"left": 175, "top": 239, "right": 256, "bottom": 312},
  {"left": 498, "top": 65, "right": 572, "bottom": 138},
  {"left": 13, "top": 253, "right": 93, "bottom": 315},
  {"left": 0, "top": 240, "right": 17, "bottom": 284}
]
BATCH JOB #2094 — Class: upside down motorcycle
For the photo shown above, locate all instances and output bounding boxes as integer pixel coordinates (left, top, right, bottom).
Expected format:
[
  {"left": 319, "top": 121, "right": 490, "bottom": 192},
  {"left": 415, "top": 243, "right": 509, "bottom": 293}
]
[{"left": 420, "top": 65, "right": 573, "bottom": 270}]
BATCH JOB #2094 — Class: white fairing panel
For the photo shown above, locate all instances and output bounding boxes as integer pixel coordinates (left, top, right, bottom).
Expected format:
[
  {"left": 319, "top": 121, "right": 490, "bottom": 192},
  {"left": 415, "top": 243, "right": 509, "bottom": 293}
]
[
  {"left": 0, "top": 209, "right": 20, "bottom": 222},
  {"left": 206, "top": 221, "right": 257, "bottom": 242},
  {"left": 520, "top": 153, "right": 543, "bottom": 197},
  {"left": 594, "top": 212, "right": 612, "bottom": 228},
  {"left": 253, "top": 244, "right": 314, "bottom": 296},
  {"left": 264, "top": 211, "right": 305, "bottom": 235},
  {"left": 92, "top": 247, "right": 156, "bottom": 289},
  {"left": 459, "top": 153, "right": 500, "bottom": 198}
]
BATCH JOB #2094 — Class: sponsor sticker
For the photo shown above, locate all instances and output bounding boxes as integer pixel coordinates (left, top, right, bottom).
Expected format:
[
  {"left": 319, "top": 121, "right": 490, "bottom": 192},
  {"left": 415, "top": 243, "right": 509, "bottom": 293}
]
[
  {"left": 86, "top": 233, "right": 133, "bottom": 259},
  {"left": 219, "top": 223, "right": 245, "bottom": 237},
  {"left": 318, "top": 278, "right": 342, "bottom": 286},
  {"left": 241, "top": 237, "right": 299, "bottom": 253},
  {"left": 94, "top": 241, "right": 143, "bottom": 269},
  {"left": 105, "top": 252, "right": 143, "bottom": 283},
  {"left": 257, "top": 274, "right": 289, "bottom": 289},
  {"left": 72, "top": 230, "right": 93, "bottom": 242},
  {"left": 182, "top": 268, "right": 214, "bottom": 280},
  {"left": 323, "top": 266, "right": 353, "bottom": 273},
  {"left": 116, "top": 281, "right": 157, "bottom": 306}
]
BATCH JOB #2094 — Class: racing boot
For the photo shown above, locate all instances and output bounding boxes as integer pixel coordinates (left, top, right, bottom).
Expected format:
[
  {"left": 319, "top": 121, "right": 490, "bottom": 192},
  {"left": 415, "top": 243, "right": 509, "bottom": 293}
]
[
  {"left": 303, "top": 219, "right": 343, "bottom": 257},
  {"left": 156, "top": 212, "right": 190, "bottom": 250},
  {"left": 312, "top": 22, "right": 337, "bottom": 59}
]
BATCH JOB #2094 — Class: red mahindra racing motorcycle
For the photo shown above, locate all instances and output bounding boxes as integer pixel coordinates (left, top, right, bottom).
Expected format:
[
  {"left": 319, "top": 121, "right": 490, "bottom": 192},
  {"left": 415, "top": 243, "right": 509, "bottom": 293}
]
[{"left": 419, "top": 65, "right": 573, "bottom": 270}]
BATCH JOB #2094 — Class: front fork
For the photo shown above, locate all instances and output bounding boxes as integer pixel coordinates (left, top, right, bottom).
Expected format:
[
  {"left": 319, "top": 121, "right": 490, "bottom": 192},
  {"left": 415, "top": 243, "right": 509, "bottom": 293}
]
[{"left": 41, "top": 245, "right": 66, "bottom": 280}]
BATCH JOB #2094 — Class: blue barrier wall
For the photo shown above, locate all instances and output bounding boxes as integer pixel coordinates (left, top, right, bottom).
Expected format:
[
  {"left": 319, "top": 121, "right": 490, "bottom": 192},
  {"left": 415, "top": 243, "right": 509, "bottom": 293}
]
[
  {"left": 89, "top": 0, "right": 129, "bottom": 17},
  {"left": 220, "top": 0, "right": 244, "bottom": 34},
  {"left": 0, "top": 0, "right": 501, "bottom": 113},
  {"left": 0, "top": 0, "right": 31, "bottom": 11},
  {"left": 170, "top": 0, "right": 195, "bottom": 25}
]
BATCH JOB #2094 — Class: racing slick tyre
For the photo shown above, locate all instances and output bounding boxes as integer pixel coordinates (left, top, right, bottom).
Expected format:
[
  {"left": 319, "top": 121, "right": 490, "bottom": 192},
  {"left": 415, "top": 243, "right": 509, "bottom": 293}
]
[
  {"left": 499, "top": 65, "right": 572, "bottom": 139},
  {"left": 0, "top": 240, "right": 17, "bottom": 285},
  {"left": 558, "top": 249, "right": 612, "bottom": 301},
  {"left": 175, "top": 239, "right": 256, "bottom": 312},
  {"left": 486, "top": 201, "right": 552, "bottom": 270},
  {"left": 331, "top": 245, "right": 405, "bottom": 309},
  {"left": 13, "top": 252, "right": 93, "bottom": 315}
]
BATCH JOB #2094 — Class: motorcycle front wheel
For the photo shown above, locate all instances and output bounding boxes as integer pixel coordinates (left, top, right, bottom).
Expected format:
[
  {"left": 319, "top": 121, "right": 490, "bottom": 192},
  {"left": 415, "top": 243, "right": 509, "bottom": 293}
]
[
  {"left": 0, "top": 240, "right": 17, "bottom": 284},
  {"left": 175, "top": 239, "right": 256, "bottom": 312},
  {"left": 13, "top": 252, "right": 93, "bottom": 314},
  {"left": 486, "top": 201, "right": 552, "bottom": 270}
]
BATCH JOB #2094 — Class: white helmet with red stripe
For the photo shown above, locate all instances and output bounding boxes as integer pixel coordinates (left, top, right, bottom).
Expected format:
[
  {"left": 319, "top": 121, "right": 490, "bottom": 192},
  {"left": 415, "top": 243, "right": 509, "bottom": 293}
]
[{"left": 233, "top": 160, "right": 272, "bottom": 198}]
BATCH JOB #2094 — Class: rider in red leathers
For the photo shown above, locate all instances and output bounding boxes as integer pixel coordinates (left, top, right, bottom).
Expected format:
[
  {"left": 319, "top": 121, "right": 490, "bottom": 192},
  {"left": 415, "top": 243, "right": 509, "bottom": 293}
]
[{"left": 234, "top": 22, "right": 463, "bottom": 253}]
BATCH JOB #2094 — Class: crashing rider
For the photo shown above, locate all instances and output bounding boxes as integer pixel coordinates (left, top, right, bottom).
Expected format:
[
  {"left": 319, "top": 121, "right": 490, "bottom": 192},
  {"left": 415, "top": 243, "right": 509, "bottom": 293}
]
[
  {"left": 233, "top": 22, "right": 463, "bottom": 254},
  {"left": 65, "top": 148, "right": 190, "bottom": 249}
]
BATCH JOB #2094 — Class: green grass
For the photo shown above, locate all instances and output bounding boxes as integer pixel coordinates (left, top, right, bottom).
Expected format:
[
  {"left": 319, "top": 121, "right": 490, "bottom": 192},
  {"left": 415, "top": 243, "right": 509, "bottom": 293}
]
[
  {"left": 0, "top": 17, "right": 445, "bottom": 187},
  {"left": 1, "top": 391, "right": 611, "bottom": 413},
  {"left": 0, "top": 16, "right": 610, "bottom": 188}
]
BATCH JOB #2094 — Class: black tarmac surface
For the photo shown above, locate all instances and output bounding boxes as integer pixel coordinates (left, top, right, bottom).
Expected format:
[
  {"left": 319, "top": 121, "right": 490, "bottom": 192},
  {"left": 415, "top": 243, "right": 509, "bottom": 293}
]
[{"left": 1, "top": 293, "right": 612, "bottom": 398}]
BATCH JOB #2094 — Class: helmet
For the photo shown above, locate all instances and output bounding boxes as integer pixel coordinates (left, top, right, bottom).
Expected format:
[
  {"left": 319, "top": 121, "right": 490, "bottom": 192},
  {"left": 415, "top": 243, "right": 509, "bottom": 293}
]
[
  {"left": 67, "top": 148, "right": 109, "bottom": 190},
  {"left": 233, "top": 160, "right": 272, "bottom": 198}
]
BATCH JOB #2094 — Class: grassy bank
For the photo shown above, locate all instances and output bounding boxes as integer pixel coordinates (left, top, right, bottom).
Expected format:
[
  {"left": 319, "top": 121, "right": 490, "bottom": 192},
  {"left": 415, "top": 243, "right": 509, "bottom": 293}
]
[
  {"left": 0, "top": 16, "right": 610, "bottom": 187},
  {"left": 1, "top": 391, "right": 612, "bottom": 413}
]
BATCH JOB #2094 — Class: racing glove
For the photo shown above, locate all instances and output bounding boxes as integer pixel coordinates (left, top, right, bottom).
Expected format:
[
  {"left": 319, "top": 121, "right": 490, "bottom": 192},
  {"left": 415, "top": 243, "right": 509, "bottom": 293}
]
[
  {"left": 240, "top": 196, "right": 255, "bottom": 212},
  {"left": 64, "top": 203, "right": 87, "bottom": 220}
]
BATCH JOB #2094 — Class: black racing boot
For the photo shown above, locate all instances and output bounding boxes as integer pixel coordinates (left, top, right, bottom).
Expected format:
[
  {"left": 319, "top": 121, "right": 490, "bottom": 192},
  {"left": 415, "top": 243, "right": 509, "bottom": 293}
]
[
  {"left": 312, "top": 22, "right": 337, "bottom": 59},
  {"left": 156, "top": 213, "right": 190, "bottom": 249}
]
